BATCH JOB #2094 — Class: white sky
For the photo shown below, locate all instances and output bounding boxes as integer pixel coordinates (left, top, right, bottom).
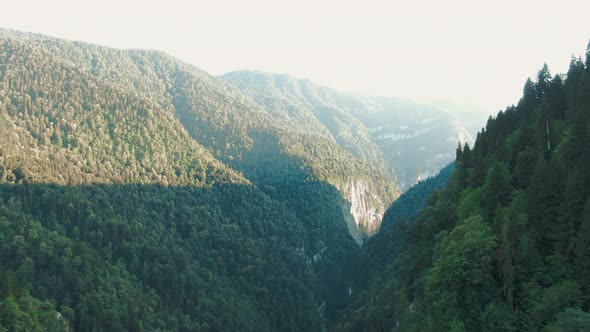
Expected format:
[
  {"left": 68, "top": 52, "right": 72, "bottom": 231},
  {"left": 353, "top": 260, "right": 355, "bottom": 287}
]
[{"left": 3, "top": 0, "right": 589, "bottom": 113}]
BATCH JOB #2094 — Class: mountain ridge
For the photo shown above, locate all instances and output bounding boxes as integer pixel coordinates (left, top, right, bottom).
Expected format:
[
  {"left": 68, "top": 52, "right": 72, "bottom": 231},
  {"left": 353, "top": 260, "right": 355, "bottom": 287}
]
[
  {"left": 0, "top": 29, "right": 401, "bottom": 239},
  {"left": 223, "top": 70, "right": 472, "bottom": 191}
]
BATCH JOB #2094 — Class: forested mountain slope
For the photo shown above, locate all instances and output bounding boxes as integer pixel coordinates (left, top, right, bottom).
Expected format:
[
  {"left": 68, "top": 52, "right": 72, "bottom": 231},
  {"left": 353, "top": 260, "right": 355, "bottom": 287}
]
[
  {"left": 379, "top": 162, "right": 454, "bottom": 230},
  {"left": 0, "top": 33, "right": 242, "bottom": 186},
  {"left": 0, "top": 30, "right": 399, "bottom": 237},
  {"left": 0, "top": 29, "right": 391, "bottom": 330},
  {"left": 221, "top": 71, "right": 389, "bottom": 174},
  {"left": 223, "top": 71, "right": 470, "bottom": 191},
  {"left": 337, "top": 42, "right": 590, "bottom": 331}
]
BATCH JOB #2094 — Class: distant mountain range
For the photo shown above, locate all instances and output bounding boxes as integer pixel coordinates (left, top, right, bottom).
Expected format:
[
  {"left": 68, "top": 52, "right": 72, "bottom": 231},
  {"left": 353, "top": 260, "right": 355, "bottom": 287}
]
[
  {"left": 431, "top": 99, "right": 493, "bottom": 138},
  {"left": 223, "top": 71, "right": 472, "bottom": 190}
]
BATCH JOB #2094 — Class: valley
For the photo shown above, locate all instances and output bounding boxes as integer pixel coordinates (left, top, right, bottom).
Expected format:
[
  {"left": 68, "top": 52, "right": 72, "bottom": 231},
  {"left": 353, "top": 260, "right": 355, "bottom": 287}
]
[{"left": 1, "top": 28, "right": 589, "bottom": 331}]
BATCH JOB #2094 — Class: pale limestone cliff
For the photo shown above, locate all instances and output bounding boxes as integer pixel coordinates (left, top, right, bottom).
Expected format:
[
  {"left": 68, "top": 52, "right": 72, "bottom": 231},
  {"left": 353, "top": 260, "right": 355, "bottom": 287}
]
[{"left": 347, "top": 179, "right": 384, "bottom": 240}]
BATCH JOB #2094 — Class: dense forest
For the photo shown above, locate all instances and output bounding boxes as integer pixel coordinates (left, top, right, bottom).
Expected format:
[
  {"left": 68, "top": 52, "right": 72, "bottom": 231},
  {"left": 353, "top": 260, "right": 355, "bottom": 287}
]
[
  {"left": 0, "top": 182, "right": 364, "bottom": 331},
  {"left": 0, "top": 29, "right": 380, "bottom": 330},
  {"left": 336, "top": 42, "right": 590, "bottom": 331},
  {"left": 1, "top": 27, "right": 590, "bottom": 331}
]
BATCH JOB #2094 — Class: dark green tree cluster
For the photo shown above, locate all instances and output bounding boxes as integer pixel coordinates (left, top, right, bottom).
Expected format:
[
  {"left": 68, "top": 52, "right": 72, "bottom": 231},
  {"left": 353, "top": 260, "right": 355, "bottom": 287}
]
[
  {"left": 337, "top": 42, "right": 590, "bottom": 331},
  {"left": 0, "top": 270, "right": 70, "bottom": 331},
  {"left": 335, "top": 163, "right": 455, "bottom": 309},
  {"left": 0, "top": 181, "right": 363, "bottom": 331}
]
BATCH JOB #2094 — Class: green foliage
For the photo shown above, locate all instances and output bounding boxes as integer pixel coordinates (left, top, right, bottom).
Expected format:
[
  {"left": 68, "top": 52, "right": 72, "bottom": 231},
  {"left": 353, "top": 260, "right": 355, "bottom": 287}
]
[
  {"left": 2, "top": 27, "right": 589, "bottom": 332},
  {"left": 0, "top": 183, "right": 360, "bottom": 331},
  {"left": 0, "top": 29, "right": 376, "bottom": 330},
  {"left": 530, "top": 280, "right": 582, "bottom": 326},
  {"left": 0, "top": 271, "right": 69, "bottom": 331},
  {"left": 481, "top": 161, "right": 511, "bottom": 218},
  {"left": 545, "top": 307, "right": 590, "bottom": 332},
  {"left": 457, "top": 188, "right": 482, "bottom": 221},
  {"left": 338, "top": 39, "right": 590, "bottom": 331},
  {"left": 425, "top": 215, "right": 497, "bottom": 330},
  {"left": 481, "top": 302, "right": 516, "bottom": 332},
  {"left": 0, "top": 31, "right": 241, "bottom": 187}
]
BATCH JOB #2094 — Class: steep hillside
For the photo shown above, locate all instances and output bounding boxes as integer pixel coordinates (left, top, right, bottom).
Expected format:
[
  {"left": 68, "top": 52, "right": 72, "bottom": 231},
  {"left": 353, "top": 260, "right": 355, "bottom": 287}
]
[
  {"left": 0, "top": 30, "right": 398, "bottom": 238},
  {"left": 222, "top": 71, "right": 389, "bottom": 173},
  {"left": 0, "top": 33, "right": 242, "bottom": 186},
  {"left": 0, "top": 30, "right": 375, "bottom": 330},
  {"left": 223, "top": 71, "right": 471, "bottom": 191},
  {"left": 324, "top": 164, "right": 456, "bottom": 326},
  {"left": 379, "top": 162, "right": 454, "bottom": 230},
  {"left": 337, "top": 42, "right": 590, "bottom": 331}
]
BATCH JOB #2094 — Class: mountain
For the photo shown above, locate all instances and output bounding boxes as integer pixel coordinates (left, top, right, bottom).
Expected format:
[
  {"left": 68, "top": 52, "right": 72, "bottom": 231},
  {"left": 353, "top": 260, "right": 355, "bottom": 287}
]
[
  {"left": 6, "top": 27, "right": 584, "bottom": 332},
  {"left": 0, "top": 29, "right": 398, "bottom": 330},
  {"left": 222, "top": 71, "right": 471, "bottom": 191},
  {"left": 221, "top": 71, "right": 389, "bottom": 173},
  {"left": 0, "top": 29, "right": 401, "bottom": 240},
  {"left": 337, "top": 43, "right": 590, "bottom": 331},
  {"left": 0, "top": 32, "right": 242, "bottom": 187}
]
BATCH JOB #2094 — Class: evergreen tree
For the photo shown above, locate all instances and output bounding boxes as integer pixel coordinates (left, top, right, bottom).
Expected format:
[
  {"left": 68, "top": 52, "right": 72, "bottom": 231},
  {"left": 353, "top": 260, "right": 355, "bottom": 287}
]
[
  {"left": 425, "top": 215, "right": 497, "bottom": 331},
  {"left": 337, "top": 40, "right": 590, "bottom": 331}
]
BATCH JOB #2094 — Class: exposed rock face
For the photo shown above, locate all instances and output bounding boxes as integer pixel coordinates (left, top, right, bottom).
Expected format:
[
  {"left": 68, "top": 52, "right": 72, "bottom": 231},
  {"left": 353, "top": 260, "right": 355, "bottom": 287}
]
[
  {"left": 342, "top": 205, "right": 365, "bottom": 245},
  {"left": 347, "top": 180, "right": 384, "bottom": 237}
]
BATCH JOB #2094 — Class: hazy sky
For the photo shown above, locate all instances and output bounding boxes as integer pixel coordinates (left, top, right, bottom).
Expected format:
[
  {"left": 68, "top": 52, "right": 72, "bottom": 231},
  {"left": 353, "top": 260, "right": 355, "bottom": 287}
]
[{"left": 3, "top": 0, "right": 589, "bottom": 113}]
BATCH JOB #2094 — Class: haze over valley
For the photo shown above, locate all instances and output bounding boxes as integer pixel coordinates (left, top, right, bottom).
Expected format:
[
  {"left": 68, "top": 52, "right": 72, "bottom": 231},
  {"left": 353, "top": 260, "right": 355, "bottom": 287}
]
[{"left": 1, "top": 1, "right": 590, "bottom": 330}]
